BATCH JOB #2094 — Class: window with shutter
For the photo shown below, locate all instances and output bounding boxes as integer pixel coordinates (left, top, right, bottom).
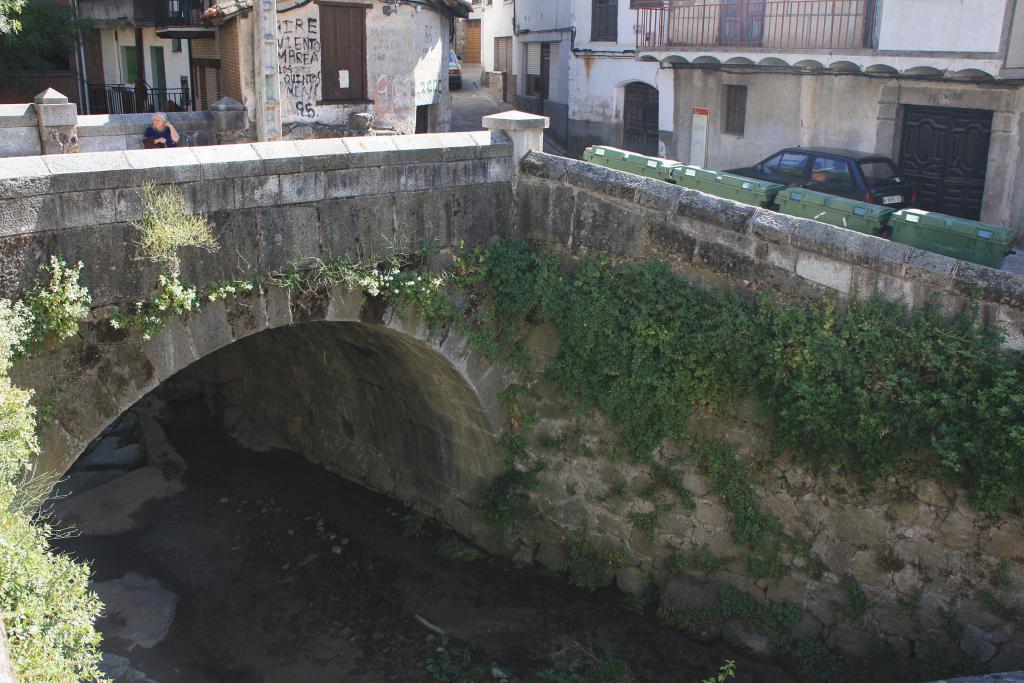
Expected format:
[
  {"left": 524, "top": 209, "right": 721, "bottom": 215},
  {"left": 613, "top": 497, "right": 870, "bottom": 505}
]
[
  {"left": 494, "top": 36, "right": 512, "bottom": 72},
  {"left": 318, "top": 3, "right": 368, "bottom": 103},
  {"left": 724, "top": 84, "right": 747, "bottom": 135},
  {"left": 591, "top": 0, "right": 618, "bottom": 41}
]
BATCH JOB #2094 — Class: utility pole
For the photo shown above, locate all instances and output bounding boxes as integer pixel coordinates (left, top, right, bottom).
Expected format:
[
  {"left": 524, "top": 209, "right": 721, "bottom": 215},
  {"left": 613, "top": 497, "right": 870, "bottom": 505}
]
[{"left": 253, "top": 0, "right": 282, "bottom": 141}]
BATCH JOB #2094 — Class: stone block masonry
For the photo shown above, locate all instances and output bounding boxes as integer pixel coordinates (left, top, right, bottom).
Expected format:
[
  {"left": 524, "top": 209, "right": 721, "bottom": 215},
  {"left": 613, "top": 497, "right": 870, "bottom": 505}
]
[
  {"left": 0, "top": 130, "right": 514, "bottom": 308},
  {"left": 516, "top": 151, "right": 1024, "bottom": 350}
]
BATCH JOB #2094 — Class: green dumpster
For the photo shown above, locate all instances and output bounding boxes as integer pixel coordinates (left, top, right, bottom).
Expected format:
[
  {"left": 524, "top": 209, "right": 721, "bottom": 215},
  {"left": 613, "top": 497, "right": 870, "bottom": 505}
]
[
  {"left": 776, "top": 187, "right": 893, "bottom": 235},
  {"left": 582, "top": 146, "right": 680, "bottom": 182},
  {"left": 669, "top": 165, "right": 784, "bottom": 208},
  {"left": 889, "top": 209, "right": 1017, "bottom": 268}
]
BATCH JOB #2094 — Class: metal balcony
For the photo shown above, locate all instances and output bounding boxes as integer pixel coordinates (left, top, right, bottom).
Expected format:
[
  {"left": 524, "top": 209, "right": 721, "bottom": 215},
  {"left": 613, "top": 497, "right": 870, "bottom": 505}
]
[
  {"left": 636, "top": 0, "right": 877, "bottom": 52},
  {"left": 84, "top": 82, "right": 193, "bottom": 115}
]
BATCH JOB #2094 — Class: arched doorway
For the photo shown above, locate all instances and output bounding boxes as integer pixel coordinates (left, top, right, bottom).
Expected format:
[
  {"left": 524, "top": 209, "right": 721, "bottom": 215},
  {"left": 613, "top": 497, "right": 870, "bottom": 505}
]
[{"left": 622, "top": 82, "right": 659, "bottom": 156}]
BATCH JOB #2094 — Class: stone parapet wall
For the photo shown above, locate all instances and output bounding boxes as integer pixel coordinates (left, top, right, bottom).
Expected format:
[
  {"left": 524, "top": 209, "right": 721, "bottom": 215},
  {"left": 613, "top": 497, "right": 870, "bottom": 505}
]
[
  {"left": 76, "top": 111, "right": 220, "bottom": 153},
  {"left": 0, "top": 131, "right": 514, "bottom": 307},
  {"left": 517, "top": 151, "right": 1024, "bottom": 349},
  {"left": 0, "top": 104, "right": 41, "bottom": 158}
]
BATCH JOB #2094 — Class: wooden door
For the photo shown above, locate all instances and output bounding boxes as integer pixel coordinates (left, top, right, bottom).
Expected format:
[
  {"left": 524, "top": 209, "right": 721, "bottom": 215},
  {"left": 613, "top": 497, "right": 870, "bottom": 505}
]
[
  {"left": 899, "top": 105, "right": 992, "bottom": 220},
  {"left": 465, "top": 20, "right": 481, "bottom": 63},
  {"left": 623, "top": 82, "right": 659, "bottom": 156},
  {"left": 318, "top": 3, "right": 367, "bottom": 102}
]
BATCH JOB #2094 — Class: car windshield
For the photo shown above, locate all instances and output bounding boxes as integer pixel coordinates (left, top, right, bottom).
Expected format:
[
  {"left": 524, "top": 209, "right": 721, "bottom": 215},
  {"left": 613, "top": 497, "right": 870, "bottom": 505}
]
[{"left": 858, "top": 159, "right": 900, "bottom": 184}]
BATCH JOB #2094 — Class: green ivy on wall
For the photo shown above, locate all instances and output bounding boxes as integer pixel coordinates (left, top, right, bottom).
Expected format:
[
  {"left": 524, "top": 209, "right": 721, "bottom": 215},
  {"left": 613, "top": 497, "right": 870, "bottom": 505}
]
[{"left": 464, "top": 238, "right": 1024, "bottom": 515}]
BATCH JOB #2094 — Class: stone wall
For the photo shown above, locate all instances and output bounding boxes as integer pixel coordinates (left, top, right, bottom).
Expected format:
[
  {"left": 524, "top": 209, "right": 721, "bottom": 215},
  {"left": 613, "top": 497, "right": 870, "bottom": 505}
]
[
  {"left": 0, "top": 104, "right": 41, "bottom": 158},
  {"left": 516, "top": 151, "right": 1024, "bottom": 350},
  {"left": 504, "top": 150, "right": 1024, "bottom": 673},
  {"left": 77, "top": 112, "right": 219, "bottom": 153}
]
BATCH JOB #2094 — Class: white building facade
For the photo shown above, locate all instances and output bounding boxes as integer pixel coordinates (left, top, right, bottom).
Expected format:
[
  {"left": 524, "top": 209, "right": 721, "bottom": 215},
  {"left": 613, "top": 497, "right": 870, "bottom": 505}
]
[
  {"left": 78, "top": 0, "right": 203, "bottom": 114},
  {"left": 480, "top": 0, "right": 674, "bottom": 154}
]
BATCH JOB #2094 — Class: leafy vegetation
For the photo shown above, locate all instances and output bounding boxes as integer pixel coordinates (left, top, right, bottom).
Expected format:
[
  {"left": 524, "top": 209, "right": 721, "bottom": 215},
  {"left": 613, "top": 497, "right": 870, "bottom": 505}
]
[
  {"left": 564, "top": 530, "right": 629, "bottom": 591},
  {"left": 133, "top": 183, "right": 219, "bottom": 275},
  {"left": 702, "top": 660, "right": 737, "bottom": 683},
  {"left": 0, "top": 298, "right": 104, "bottom": 681},
  {"left": 527, "top": 639, "right": 634, "bottom": 683},
  {"left": 466, "top": 238, "right": 1024, "bottom": 514},
  {"left": 0, "top": 0, "right": 86, "bottom": 83},
  {"left": 834, "top": 577, "right": 871, "bottom": 622},
  {"left": 21, "top": 256, "right": 91, "bottom": 355},
  {"left": 690, "top": 441, "right": 790, "bottom": 578}
]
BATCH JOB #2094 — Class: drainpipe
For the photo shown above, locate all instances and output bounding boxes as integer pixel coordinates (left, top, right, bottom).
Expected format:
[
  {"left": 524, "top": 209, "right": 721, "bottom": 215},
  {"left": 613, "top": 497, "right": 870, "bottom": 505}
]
[{"left": 70, "top": 0, "right": 90, "bottom": 113}]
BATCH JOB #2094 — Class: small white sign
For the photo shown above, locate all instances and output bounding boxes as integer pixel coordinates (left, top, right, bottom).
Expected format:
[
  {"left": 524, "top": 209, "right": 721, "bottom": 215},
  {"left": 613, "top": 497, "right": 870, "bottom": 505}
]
[
  {"left": 690, "top": 107, "right": 709, "bottom": 168},
  {"left": 338, "top": 70, "right": 350, "bottom": 89}
]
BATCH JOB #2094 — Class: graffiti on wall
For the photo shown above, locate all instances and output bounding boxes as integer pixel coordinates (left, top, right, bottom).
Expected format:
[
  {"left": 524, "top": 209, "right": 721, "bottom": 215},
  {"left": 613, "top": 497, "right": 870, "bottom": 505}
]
[{"left": 278, "top": 7, "right": 322, "bottom": 121}]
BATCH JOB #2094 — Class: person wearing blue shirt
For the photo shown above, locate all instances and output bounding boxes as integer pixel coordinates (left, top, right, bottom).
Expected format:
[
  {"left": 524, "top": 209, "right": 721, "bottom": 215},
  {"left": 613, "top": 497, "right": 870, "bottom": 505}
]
[{"left": 143, "top": 112, "right": 180, "bottom": 148}]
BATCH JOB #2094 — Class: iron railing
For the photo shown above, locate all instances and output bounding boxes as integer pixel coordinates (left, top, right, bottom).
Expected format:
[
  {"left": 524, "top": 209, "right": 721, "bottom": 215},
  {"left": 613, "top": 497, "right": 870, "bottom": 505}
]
[
  {"left": 155, "top": 0, "right": 210, "bottom": 26},
  {"left": 636, "top": 0, "right": 877, "bottom": 51},
  {"left": 84, "top": 82, "right": 193, "bottom": 115}
]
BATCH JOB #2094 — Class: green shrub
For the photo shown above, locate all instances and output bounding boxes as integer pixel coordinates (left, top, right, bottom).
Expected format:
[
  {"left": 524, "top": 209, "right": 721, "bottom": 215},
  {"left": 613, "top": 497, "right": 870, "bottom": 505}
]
[
  {"left": 565, "top": 531, "right": 628, "bottom": 591},
  {"left": 133, "top": 182, "right": 218, "bottom": 275},
  {"left": 0, "top": 298, "right": 104, "bottom": 681},
  {"left": 22, "top": 256, "right": 90, "bottom": 355},
  {"left": 527, "top": 639, "right": 634, "bottom": 683},
  {"left": 466, "top": 238, "right": 1024, "bottom": 514}
]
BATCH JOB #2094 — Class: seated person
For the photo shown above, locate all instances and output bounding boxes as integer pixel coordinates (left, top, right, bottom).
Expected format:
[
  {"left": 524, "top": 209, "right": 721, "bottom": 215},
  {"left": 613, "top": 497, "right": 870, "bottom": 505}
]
[{"left": 143, "top": 112, "right": 180, "bottom": 148}]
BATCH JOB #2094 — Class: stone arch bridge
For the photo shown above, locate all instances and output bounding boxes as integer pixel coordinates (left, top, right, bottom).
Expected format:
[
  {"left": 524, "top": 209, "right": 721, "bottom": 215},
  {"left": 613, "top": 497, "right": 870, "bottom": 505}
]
[{"left": 2, "top": 120, "right": 1024, "bottom": 671}]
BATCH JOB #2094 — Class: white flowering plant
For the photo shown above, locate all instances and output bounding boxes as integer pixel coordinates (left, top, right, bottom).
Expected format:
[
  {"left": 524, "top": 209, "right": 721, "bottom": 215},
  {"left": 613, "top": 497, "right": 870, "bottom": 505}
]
[
  {"left": 110, "top": 273, "right": 201, "bottom": 340},
  {"left": 22, "top": 256, "right": 91, "bottom": 355},
  {"left": 206, "top": 278, "right": 256, "bottom": 303}
]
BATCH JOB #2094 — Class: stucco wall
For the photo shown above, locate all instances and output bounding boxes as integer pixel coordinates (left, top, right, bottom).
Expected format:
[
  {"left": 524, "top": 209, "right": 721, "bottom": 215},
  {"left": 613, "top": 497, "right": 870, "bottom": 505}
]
[
  {"left": 566, "top": 56, "right": 674, "bottom": 157},
  {"left": 480, "top": 0, "right": 515, "bottom": 74},
  {"left": 876, "top": 0, "right": 1007, "bottom": 53},
  {"left": 99, "top": 27, "right": 191, "bottom": 91},
  {"left": 274, "top": 0, "right": 452, "bottom": 135}
]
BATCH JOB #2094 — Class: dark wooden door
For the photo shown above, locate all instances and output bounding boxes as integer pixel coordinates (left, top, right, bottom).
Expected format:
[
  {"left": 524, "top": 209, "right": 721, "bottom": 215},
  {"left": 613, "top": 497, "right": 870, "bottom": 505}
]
[
  {"left": 623, "top": 82, "right": 659, "bottom": 156},
  {"left": 319, "top": 4, "right": 367, "bottom": 102},
  {"left": 899, "top": 105, "right": 992, "bottom": 220}
]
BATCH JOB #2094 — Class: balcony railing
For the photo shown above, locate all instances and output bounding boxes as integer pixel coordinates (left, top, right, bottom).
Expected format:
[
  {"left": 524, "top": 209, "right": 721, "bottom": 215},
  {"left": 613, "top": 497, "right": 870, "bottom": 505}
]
[
  {"left": 636, "top": 0, "right": 877, "bottom": 51},
  {"left": 155, "top": 0, "right": 210, "bottom": 26},
  {"left": 84, "top": 82, "right": 193, "bottom": 115}
]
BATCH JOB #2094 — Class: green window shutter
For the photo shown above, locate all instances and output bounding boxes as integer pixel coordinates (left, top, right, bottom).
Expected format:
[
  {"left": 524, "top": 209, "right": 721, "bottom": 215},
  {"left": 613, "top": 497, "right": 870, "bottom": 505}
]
[{"left": 120, "top": 46, "right": 139, "bottom": 82}]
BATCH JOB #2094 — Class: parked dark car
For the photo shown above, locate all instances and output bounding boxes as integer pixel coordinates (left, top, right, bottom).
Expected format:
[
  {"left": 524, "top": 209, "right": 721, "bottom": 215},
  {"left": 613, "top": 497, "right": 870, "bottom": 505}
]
[
  {"left": 449, "top": 50, "right": 462, "bottom": 90},
  {"left": 727, "top": 147, "right": 918, "bottom": 209}
]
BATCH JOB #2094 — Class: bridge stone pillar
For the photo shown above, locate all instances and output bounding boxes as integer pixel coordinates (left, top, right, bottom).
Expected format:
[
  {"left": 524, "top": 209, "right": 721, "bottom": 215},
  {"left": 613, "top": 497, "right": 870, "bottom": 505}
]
[
  {"left": 482, "top": 110, "right": 548, "bottom": 181},
  {"left": 34, "top": 88, "right": 79, "bottom": 155}
]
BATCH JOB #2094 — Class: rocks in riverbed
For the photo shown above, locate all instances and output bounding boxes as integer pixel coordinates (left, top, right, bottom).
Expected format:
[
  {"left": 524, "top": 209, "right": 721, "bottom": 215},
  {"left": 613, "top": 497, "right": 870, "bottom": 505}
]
[
  {"left": 52, "top": 469, "right": 131, "bottom": 498},
  {"left": 139, "top": 417, "right": 188, "bottom": 478},
  {"left": 99, "top": 653, "right": 159, "bottom": 683},
  {"left": 92, "top": 573, "right": 178, "bottom": 649},
  {"left": 53, "top": 466, "right": 184, "bottom": 536},
  {"left": 77, "top": 439, "right": 146, "bottom": 471}
]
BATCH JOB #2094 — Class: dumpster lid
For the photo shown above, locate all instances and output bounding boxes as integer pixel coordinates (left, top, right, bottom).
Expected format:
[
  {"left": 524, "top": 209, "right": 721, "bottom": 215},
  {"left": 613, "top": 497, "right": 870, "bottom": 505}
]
[{"left": 893, "top": 209, "right": 1017, "bottom": 243}]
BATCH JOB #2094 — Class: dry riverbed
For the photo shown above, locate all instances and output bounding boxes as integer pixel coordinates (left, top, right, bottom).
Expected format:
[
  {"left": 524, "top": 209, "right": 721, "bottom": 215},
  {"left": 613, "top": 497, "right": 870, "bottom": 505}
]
[{"left": 53, "top": 399, "right": 794, "bottom": 682}]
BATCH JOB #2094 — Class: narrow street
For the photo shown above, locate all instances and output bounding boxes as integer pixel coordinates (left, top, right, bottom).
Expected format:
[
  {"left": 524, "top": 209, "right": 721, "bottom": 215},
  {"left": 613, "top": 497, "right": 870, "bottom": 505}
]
[{"left": 450, "top": 64, "right": 566, "bottom": 156}]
